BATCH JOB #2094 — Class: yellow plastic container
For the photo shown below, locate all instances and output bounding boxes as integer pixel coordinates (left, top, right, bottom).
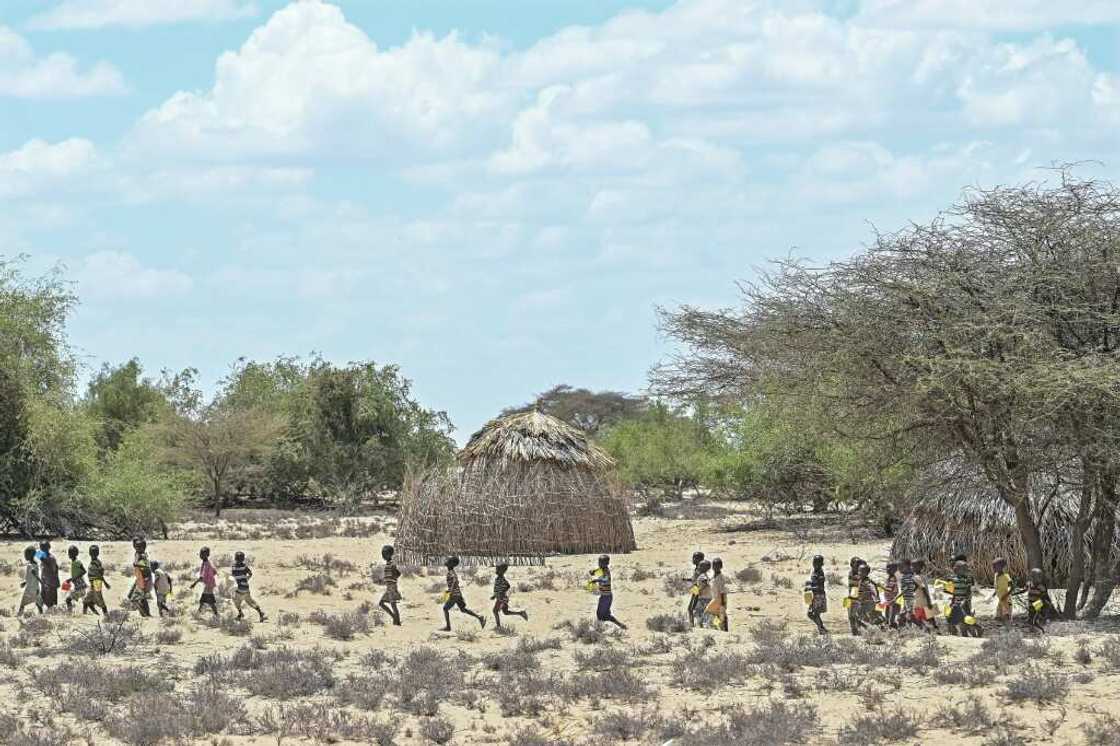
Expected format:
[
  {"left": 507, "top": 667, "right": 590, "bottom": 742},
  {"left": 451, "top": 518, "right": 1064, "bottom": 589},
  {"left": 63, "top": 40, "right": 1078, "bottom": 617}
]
[
  {"left": 1031, "top": 599, "right": 1044, "bottom": 611},
  {"left": 894, "top": 596, "right": 904, "bottom": 607},
  {"left": 842, "top": 597, "right": 854, "bottom": 609},
  {"left": 690, "top": 584, "right": 700, "bottom": 597},
  {"left": 803, "top": 591, "right": 814, "bottom": 605},
  {"left": 942, "top": 603, "right": 953, "bottom": 618},
  {"left": 942, "top": 581, "right": 956, "bottom": 594},
  {"left": 92, "top": 579, "right": 103, "bottom": 592},
  {"left": 848, "top": 586, "right": 859, "bottom": 598},
  {"left": 964, "top": 615, "right": 977, "bottom": 626},
  {"left": 584, "top": 580, "right": 598, "bottom": 593},
  {"left": 440, "top": 591, "right": 451, "bottom": 603}
]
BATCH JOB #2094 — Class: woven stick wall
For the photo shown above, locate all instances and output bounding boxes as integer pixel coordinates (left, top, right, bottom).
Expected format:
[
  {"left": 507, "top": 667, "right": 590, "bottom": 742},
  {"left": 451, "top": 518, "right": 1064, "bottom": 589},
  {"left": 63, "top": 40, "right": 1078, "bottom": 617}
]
[
  {"left": 395, "top": 411, "right": 636, "bottom": 566},
  {"left": 891, "top": 488, "right": 1120, "bottom": 586}
]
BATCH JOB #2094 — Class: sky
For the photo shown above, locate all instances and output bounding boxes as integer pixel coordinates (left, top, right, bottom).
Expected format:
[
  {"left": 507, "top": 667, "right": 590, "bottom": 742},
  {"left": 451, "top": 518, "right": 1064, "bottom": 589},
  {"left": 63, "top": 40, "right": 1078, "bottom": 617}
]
[{"left": 1, "top": 0, "right": 1118, "bottom": 442}]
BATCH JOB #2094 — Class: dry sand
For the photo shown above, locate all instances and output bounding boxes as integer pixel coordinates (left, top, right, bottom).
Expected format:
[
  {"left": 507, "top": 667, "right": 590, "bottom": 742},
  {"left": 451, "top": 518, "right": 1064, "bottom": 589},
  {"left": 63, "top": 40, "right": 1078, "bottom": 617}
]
[{"left": 0, "top": 501, "right": 1117, "bottom": 745}]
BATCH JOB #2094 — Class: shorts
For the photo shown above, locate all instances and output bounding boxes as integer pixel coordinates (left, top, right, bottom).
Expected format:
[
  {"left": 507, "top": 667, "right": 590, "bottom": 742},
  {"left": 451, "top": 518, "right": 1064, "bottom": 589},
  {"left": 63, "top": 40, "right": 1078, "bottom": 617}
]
[
  {"left": 948, "top": 603, "right": 966, "bottom": 625},
  {"left": 233, "top": 589, "right": 259, "bottom": 610},
  {"left": 809, "top": 593, "right": 827, "bottom": 613},
  {"left": 596, "top": 594, "right": 614, "bottom": 621},
  {"left": 443, "top": 595, "right": 467, "bottom": 612},
  {"left": 380, "top": 586, "right": 402, "bottom": 604},
  {"left": 493, "top": 596, "right": 509, "bottom": 613},
  {"left": 199, "top": 591, "right": 217, "bottom": 605}
]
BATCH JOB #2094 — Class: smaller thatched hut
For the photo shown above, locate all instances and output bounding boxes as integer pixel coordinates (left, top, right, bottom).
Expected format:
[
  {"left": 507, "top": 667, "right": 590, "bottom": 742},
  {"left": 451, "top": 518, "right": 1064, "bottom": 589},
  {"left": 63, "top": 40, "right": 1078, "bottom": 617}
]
[
  {"left": 891, "top": 483, "right": 1120, "bottom": 586},
  {"left": 395, "top": 411, "right": 636, "bottom": 565}
]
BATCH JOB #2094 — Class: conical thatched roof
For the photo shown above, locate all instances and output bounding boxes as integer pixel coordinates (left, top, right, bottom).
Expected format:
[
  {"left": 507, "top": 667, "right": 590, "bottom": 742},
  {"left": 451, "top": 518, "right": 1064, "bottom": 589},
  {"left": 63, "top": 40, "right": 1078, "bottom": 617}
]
[
  {"left": 891, "top": 471, "right": 1120, "bottom": 586},
  {"left": 395, "top": 410, "right": 634, "bottom": 566},
  {"left": 459, "top": 410, "right": 614, "bottom": 471}
]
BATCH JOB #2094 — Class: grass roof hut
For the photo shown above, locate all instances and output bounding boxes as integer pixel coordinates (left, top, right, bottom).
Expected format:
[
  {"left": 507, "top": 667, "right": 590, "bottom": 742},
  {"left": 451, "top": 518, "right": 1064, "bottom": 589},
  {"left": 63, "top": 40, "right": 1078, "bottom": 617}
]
[
  {"left": 891, "top": 481, "right": 1120, "bottom": 586},
  {"left": 395, "top": 411, "right": 636, "bottom": 566}
]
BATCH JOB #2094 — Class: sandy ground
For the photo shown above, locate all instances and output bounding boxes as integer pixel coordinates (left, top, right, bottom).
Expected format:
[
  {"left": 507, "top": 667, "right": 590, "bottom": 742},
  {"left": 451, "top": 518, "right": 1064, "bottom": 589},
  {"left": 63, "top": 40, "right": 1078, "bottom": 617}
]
[{"left": 0, "top": 502, "right": 1118, "bottom": 745}]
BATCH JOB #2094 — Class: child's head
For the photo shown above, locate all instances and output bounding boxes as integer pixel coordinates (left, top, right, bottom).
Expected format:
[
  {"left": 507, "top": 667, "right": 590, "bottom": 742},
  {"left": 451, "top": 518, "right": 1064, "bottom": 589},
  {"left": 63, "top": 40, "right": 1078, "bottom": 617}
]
[
  {"left": 953, "top": 560, "right": 967, "bottom": 575},
  {"left": 886, "top": 561, "right": 898, "bottom": 574},
  {"left": 381, "top": 544, "right": 394, "bottom": 562},
  {"left": 39, "top": 540, "right": 51, "bottom": 554},
  {"left": 67, "top": 545, "right": 79, "bottom": 560},
  {"left": 849, "top": 556, "right": 861, "bottom": 569},
  {"left": 199, "top": 546, "right": 210, "bottom": 561},
  {"left": 234, "top": 551, "right": 246, "bottom": 564},
  {"left": 901, "top": 558, "right": 912, "bottom": 572},
  {"left": 697, "top": 560, "right": 711, "bottom": 574},
  {"left": 132, "top": 537, "right": 147, "bottom": 553},
  {"left": 445, "top": 555, "right": 460, "bottom": 570},
  {"left": 992, "top": 557, "right": 1007, "bottom": 572},
  {"left": 812, "top": 554, "right": 824, "bottom": 568},
  {"left": 1029, "top": 567, "right": 1043, "bottom": 582},
  {"left": 89, "top": 545, "right": 99, "bottom": 559},
  {"left": 858, "top": 563, "right": 870, "bottom": 578},
  {"left": 712, "top": 557, "right": 723, "bottom": 574},
  {"left": 691, "top": 551, "right": 705, "bottom": 566},
  {"left": 151, "top": 561, "right": 161, "bottom": 572},
  {"left": 495, "top": 562, "right": 509, "bottom": 576},
  {"left": 23, "top": 545, "right": 35, "bottom": 562},
  {"left": 598, "top": 554, "right": 611, "bottom": 570}
]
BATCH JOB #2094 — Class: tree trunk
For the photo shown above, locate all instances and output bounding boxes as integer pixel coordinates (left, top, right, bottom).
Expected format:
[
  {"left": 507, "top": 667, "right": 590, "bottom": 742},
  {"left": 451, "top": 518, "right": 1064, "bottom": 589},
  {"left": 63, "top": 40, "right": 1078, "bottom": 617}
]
[
  {"left": 1064, "top": 460, "right": 1094, "bottom": 619},
  {"left": 1013, "top": 496, "right": 1045, "bottom": 575},
  {"left": 1084, "top": 476, "right": 1118, "bottom": 619}
]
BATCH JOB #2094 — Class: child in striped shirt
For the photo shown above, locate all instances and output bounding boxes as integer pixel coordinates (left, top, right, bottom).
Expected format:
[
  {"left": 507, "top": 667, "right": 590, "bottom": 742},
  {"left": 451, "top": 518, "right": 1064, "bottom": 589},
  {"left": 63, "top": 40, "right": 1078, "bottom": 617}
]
[
  {"left": 83, "top": 545, "right": 110, "bottom": 616},
  {"left": 440, "top": 556, "right": 485, "bottom": 632},
  {"left": 231, "top": 551, "right": 267, "bottom": 623},
  {"left": 378, "top": 544, "right": 403, "bottom": 626},
  {"left": 591, "top": 554, "right": 627, "bottom": 630},
  {"left": 491, "top": 562, "right": 529, "bottom": 629},
  {"left": 65, "top": 545, "right": 88, "bottom": 612}
]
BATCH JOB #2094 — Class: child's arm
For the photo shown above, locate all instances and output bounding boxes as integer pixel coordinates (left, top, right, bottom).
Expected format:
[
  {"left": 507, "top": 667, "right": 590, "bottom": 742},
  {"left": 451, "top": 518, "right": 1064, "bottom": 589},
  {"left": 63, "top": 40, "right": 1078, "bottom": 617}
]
[{"left": 168, "top": 576, "right": 174, "bottom": 592}]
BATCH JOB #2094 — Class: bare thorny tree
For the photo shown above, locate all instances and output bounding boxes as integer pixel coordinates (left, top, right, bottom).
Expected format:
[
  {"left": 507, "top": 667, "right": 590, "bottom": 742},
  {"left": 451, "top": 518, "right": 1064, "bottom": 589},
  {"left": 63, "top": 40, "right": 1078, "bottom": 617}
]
[{"left": 654, "top": 171, "right": 1120, "bottom": 619}]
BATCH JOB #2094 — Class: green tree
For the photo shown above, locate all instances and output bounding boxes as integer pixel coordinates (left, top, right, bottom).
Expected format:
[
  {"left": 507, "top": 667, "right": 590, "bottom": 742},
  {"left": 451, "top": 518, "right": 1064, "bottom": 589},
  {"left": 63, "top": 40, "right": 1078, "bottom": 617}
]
[
  {"left": 503, "top": 384, "right": 647, "bottom": 434},
  {"left": 599, "top": 403, "right": 722, "bottom": 499},
  {"left": 83, "top": 358, "right": 170, "bottom": 452}
]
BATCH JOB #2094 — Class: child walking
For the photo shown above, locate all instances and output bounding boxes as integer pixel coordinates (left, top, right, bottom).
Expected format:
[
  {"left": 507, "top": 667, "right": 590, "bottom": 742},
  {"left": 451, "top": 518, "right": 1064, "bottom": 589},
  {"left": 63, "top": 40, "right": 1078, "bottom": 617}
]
[
  {"left": 231, "top": 551, "right": 267, "bottom": 622},
  {"left": 83, "top": 545, "right": 110, "bottom": 616},
  {"left": 854, "top": 563, "right": 880, "bottom": 634},
  {"left": 18, "top": 546, "right": 43, "bottom": 616},
  {"left": 708, "top": 557, "right": 729, "bottom": 632},
  {"left": 440, "top": 556, "right": 485, "bottom": 631},
  {"left": 378, "top": 544, "right": 402, "bottom": 626},
  {"left": 992, "top": 558, "right": 1013, "bottom": 625},
  {"left": 128, "top": 537, "right": 153, "bottom": 617},
  {"left": 38, "top": 541, "right": 60, "bottom": 609},
  {"left": 590, "top": 554, "right": 627, "bottom": 630},
  {"left": 805, "top": 554, "right": 828, "bottom": 634},
  {"left": 65, "top": 545, "right": 87, "bottom": 612},
  {"left": 190, "top": 546, "right": 219, "bottom": 617},
  {"left": 912, "top": 559, "right": 940, "bottom": 633},
  {"left": 686, "top": 550, "right": 705, "bottom": 627},
  {"left": 882, "top": 561, "right": 900, "bottom": 629},
  {"left": 846, "top": 556, "right": 863, "bottom": 635},
  {"left": 491, "top": 562, "right": 529, "bottom": 629},
  {"left": 151, "top": 561, "right": 173, "bottom": 617},
  {"left": 946, "top": 560, "right": 981, "bottom": 638},
  {"left": 694, "top": 560, "right": 713, "bottom": 627},
  {"left": 898, "top": 558, "right": 917, "bottom": 628},
  {"left": 1024, "top": 568, "right": 1051, "bottom": 632}
]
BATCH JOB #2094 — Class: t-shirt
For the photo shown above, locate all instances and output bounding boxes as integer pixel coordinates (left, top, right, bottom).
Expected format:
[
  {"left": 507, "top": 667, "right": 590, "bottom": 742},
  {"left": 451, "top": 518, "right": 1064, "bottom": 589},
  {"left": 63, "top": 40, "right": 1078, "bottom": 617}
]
[
  {"left": 807, "top": 568, "right": 825, "bottom": 594},
  {"left": 231, "top": 563, "right": 253, "bottom": 592},
  {"left": 710, "top": 573, "right": 727, "bottom": 598},
  {"left": 493, "top": 575, "right": 511, "bottom": 599},
  {"left": 70, "top": 559, "right": 86, "bottom": 582},
  {"left": 994, "top": 572, "right": 1011, "bottom": 599},
  {"left": 446, "top": 569, "right": 462, "bottom": 599},
  {"left": 594, "top": 568, "right": 612, "bottom": 596},
  {"left": 24, "top": 561, "right": 40, "bottom": 589},
  {"left": 199, "top": 560, "right": 217, "bottom": 591},
  {"left": 154, "top": 570, "right": 172, "bottom": 594}
]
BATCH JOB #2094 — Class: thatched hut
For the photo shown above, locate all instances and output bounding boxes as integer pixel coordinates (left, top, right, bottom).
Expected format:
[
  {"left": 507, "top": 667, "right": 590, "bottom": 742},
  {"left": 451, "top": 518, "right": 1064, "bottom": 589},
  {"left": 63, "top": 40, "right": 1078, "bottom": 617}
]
[
  {"left": 395, "top": 411, "right": 636, "bottom": 565},
  {"left": 891, "top": 479, "right": 1120, "bottom": 586}
]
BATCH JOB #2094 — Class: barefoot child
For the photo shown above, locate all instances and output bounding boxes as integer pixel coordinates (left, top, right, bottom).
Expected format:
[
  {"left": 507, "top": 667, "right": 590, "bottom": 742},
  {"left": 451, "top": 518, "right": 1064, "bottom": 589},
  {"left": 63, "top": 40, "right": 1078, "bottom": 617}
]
[
  {"left": 591, "top": 554, "right": 627, "bottom": 630},
  {"left": 846, "top": 556, "right": 862, "bottom": 635},
  {"left": 38, "top": 542, "right": 60, "bottom": 609},
  {"left": 687, "top": 550, "right": 705, "bottom": 627},
  {"left": 946, "top": 560, "right": 981, "bottom": 638},
  {"left": 912, "top": 559, "right": 939, "bottom": 633},
  {"left": 83, "top": 545, "right": 110, "bottom": 616},
  {"left": 805, "top": 554, "right": 828, "bottom": 634},
  {"left": 694, "top": 560, "right": 713, "bottom": 627},
  {"left": 378, "top": 545, "right": 402, "bottom": 626},
  {"left": 129, "top": 537, "right": 153, "bottom": 618},
  {"left": 882, "top": 561, "right": 900, "bottom": 629},
  {"left": 898, "top": 558, "right": 917, "bottom": 628},
  {"left": 17, "top": 546, "right": 43, "bottom": 616},
  {"left": 854, "top": 563, "right": 880, "bottom": 634},
  {"left": 992, "top": 558, "right": 1012, "bottom": 625},
  {"left": 65, "top": 545, "right": 87, "bottom": 612},
  {"left": 709, "top": 557, "right": 729, "bottom": 632},
  {"left": 190, "top": 546, "right": 219, "bottom": 617},
  {"left": 440, "top": 556, "right": 485, "bottom": 631},
  {"left": 1024, "top": 568, "right": 1051, "bottom": 632},
  {"left": 231, "top": 551, "right": 267, "bottom": 622},
  {"left": 152, "top": 561, "right": 173, "bottom": 617},
  {"left": 491, "top": 562, "right": 529, "bottom": 629}
]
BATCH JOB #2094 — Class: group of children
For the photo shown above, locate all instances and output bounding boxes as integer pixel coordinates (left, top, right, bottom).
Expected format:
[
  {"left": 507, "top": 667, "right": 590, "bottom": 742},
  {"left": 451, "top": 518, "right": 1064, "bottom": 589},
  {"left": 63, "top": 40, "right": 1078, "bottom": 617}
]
[
  {"left": 803, "top": 553, "right": 1055, "bottom": 636},
  {"left": 685, "top": 551, "right": 729, "bottom": 631},
  {"left": 16, "top": 539, "right": 267, "bottom": 623}
]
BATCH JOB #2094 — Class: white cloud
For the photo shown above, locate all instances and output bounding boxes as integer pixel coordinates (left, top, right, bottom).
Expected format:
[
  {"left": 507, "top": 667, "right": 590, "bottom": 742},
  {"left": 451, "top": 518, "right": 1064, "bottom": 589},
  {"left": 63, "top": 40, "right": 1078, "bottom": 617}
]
[
  {"left": 30, "top": 0, "right": 257, "bottom": 30},
  {"left": 0, "top": 138, "right": 98, "bottom": 197},
  {"left": 0, "top": 26, "right": 125, "bottom": 98},
  {"left": 857, "top": 1, "right": 1120, "bottom": 31},
  {"left": 132, "top": 0, "right": 508, "bottom": 159},
  {"left": 75, "top": 251, "right": 193, "bottom": 301}
]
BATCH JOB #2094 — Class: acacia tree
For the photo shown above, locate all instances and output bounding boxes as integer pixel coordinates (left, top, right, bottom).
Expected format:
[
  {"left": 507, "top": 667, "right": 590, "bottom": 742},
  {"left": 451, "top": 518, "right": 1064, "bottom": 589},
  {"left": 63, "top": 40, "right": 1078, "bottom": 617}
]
[
  {"left": 503, "top": 385, "right": 647, "bottom": 434},
  {"left": 159, "top": 406, "right": 282, "bottom": 517},
  {"left": 655, "top": 174, "right": 1120, "bottom": 614}
]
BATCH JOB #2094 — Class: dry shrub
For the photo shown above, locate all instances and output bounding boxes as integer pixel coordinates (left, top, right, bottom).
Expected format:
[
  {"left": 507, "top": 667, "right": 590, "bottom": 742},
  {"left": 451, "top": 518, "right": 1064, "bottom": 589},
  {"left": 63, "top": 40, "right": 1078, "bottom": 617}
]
[
  {"left": 257, "top": 702, "right": 398, "bottom": 745},
  {"left": 681, "top": 700, "right": 819, "bottom": 745},
  {"left": 505, "top": 727, "right": 576, "bottom": 746},
  {"left": 517, "top": 635, "right": 562, "bottom": 654},
  {"left": 155, "top": 626, "right": 183, "bottom": 645},
  {"left": 1080, "top": 713, "right": 1120, "bottom": 746},
  {"left": 482, "top": 646, "right": 539, "bottom": 674},
  {"left": 737, "top": 566, "right": 763, "bottom": 584},
  {"left": 556, "top": 618, "right": 616, "bottom": 645},
  {"left": 64, "top": 616, "right": 144, "bottom": 656},
  {"left": 566, "top": 668, "right": 650, "bottom": 702},
  {"left": 290, "top": 573, "right": 337, "bottom": 597},
  {"left": 1003, "top": 665, "right": 1069, "bottom": 704},
  {"left": 336, "top": 673, "right": 391, "bottom": 710},
  {"left": 495, "top": 670, "right": 565, "bottom": 717},
  {"left": 420, "top": 716, "right": 455, "bottom": 745},
  {"left": 242, "top": 648, "right": 337, "bottom": 700},
  {"left": 0, "top": 640, "right": 21, "bottom": 668},
  {"left": 671, "top": 649, "right": 755, "bottom": 692},
  {"left": 308, "top": 609, "right": 373, "bottom": 640},
  {"left": 933, "top": 666, "right": 998, "bottom": 688},
  {"left": 218, "top": 614, "right": 252, "bottom": 637},
  {"left": 1098, "top": 637, "right": 1120, "bottom": 671},
  {"left": 573, "top": 646, "right": 631, "bottom": 671},
  {"left": 594, "top": 707, "right": 663, "bottom": 741},
  {"left": 393, "top": 647, "right": 468, "bottom": 716},
  {"left": 646, "top": 613, "right": 690, "bottom": 634},
  {"left": 32, "top": 660, "right": 172, "bottom": 704},
  {"left": 837, "top": 709, "right": 919, "bottom": 744}
]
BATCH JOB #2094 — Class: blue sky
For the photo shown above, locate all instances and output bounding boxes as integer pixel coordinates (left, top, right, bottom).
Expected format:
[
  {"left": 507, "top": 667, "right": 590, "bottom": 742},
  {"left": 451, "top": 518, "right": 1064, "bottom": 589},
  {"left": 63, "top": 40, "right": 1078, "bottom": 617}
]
[{"left": 2, "top": 0, "right": 1118, "bottom": 441}]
